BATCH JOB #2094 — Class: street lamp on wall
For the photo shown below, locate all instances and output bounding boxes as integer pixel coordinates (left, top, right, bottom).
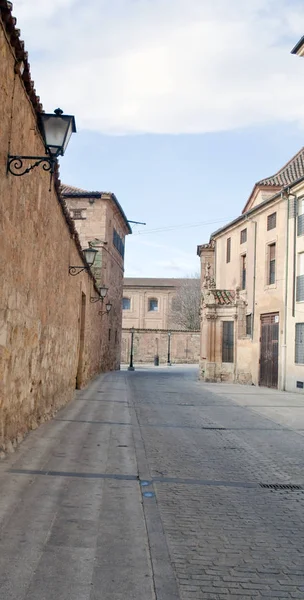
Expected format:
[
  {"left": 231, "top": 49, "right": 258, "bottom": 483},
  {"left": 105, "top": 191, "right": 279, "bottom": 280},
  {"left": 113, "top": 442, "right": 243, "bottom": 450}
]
[
  {"left": 90, "top": 285, "right": 108, "bottom": 303},
  {"left": 99, "top": 302, "right": 112, "bottom": 317},
  {"left": 69, "top": 246, "right": 98, "bottom": 276},
  {"left": 7, "top": 108, "right": 76, "bottom": 189}
]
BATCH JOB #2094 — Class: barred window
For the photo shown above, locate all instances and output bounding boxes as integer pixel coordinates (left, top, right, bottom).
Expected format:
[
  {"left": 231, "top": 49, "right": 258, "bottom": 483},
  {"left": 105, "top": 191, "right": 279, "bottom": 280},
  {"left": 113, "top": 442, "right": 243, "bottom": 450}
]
[
  {"left": 226, "top": 237, "right": 231, "bottom": 263},
  {"left": 298, "top": 199, "right": 304, "bottom": 236},
  {"left": 241, "top": 254, "right": 246, "bottom": 290},
  {"left": 246, "top": 314, "right": 252, "bottom": 336},
  {"left": 296, "top": 253, "right": 304, "bottom": 302},
  {"left": 240, "top": 228, "right": 247, "bottom": 244},
  {"left": 71, "top": 208, "right": 85, "bottom": 219},
  {"left": 267, "top": 212, "right": 276, "bottom": 231},
  {"left": 222, "top": 321, "right": 234, "bottom": 363},
  {"left": 268, "top": 243, "right": 276, "bottom": 285},
  {"left": 295, "top": 323, "right": 304, "bottom": 364}
]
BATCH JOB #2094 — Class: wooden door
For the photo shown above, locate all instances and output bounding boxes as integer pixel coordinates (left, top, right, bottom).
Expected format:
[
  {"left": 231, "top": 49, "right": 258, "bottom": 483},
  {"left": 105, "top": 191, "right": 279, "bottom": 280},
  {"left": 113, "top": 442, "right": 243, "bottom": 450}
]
[{"left": 259, "top": 313, "right": 279, "bottom": 388}]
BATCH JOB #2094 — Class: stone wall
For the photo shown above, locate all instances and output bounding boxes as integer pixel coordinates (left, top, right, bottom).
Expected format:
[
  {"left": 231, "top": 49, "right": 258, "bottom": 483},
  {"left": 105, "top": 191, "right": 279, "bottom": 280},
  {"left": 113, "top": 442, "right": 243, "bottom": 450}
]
[
  {"left": 121, "top": 330, "right": 200, "bottom": 364},
  {"left": 0, "top": 10, "right": 104, "bottom": 451}
]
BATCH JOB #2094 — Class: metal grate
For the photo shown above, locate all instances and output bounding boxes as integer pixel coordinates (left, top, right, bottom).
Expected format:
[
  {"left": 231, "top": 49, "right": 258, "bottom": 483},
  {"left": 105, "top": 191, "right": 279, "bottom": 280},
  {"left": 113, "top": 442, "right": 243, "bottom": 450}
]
[
  {"left": 240, "top": 228, "right": 247, "bottom": 244},
  {"left": 259, "top": 483, "right": 303, "bottom": 490},
  {"left": 295, "top": 323, "right": 304, "bottom": 364},
  {"left": 222, "top": 321, "right": 234, "bottom": 363},
  {"left": 298, "top": 213, "right": 304, "bottom": 236},
  {"left": 296, "top": 274, "right": 304, "bottom": 302},
  {"left": 267, "top": 212, "right": 277, "bottom": 230}
]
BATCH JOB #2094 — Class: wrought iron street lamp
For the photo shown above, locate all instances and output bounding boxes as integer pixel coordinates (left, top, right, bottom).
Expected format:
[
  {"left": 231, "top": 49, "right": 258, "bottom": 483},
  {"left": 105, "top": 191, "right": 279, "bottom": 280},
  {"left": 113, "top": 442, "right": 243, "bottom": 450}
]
[
  {"left": 90, "top": 285, "right": 108, "bottom": 303},
  {"left": 7, "top": 108, "right": 76, "bottom": 189},
  {"left": 69, "top": 247, "right": 98, "bottom": 276},
  {"left": 128, "top": 327, "right": 135, "bottom": 371},
  {"left": 99, "top": 302, "right": 112, "bottom": 317}
]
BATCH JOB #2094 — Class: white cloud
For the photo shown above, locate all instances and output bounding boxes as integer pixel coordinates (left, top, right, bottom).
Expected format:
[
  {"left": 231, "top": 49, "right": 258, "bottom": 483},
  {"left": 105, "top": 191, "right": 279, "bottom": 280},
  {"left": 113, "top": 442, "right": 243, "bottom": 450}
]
[{"left": 12, "top": 0, "right": 304, "bottom": 134}]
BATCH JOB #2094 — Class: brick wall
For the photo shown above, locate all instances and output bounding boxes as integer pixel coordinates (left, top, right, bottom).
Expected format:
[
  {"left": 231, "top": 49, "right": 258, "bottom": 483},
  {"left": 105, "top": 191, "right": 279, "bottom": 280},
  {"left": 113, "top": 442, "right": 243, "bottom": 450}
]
[
  {"left": 0, "top": 11, "right": 105, "bottom": 450},
  {"left": 121, "top": 330, "right": 200, "bottom": 364}
]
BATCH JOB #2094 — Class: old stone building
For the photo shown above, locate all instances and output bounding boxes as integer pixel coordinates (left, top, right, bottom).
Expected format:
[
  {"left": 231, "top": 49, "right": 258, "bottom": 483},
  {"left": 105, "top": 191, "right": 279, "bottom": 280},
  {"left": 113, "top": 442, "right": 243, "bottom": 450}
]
[
  {"left": 121, "top": 278, "right": 200, "bottom": 364},
  {"left": 198, "top": 147, "right": 304, "bottom": 392},
  {"left": 0, "top": 2, "right": 129, "bottom": 451},
  {"left": 62, "top": 185, "right": 131, "bottom": 370}
]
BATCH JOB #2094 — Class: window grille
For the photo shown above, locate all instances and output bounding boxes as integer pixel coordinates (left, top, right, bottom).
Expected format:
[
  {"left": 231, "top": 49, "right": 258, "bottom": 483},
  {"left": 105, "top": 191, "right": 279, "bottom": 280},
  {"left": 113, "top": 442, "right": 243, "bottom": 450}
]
[
  {"left": 222, "top": 321, "right": 234, "bottom": 363},
  {"left": 268, "top": 243, "right": 276, "bottom": 285},
  {"left": 148, "top": 298, "right": 158, "bottom": 312},
  {"left": 267, "top": 212, "right": 276, "bottom": 231},
  {"left": 226, "top": 237, "right": 231, "bottom": 263},
  {"left": 72, "top": 208, "right": 84, "bottom": 219},
  {"left": 240, "top": 228, "right": 247, "bottom": 244},
  {"left": 241, "top": 254, "right": 246, "bottom": 290},
  {"left": 297, "top": 275, "right": 304, "bottom": 302},
  {"left": 298, "top": 199, "right": 304, "bottom": 236},
  {"left": 246, "top": 314, "right": 252, "bottom": 336},
  {"left": 295, "top": 323, "right": 304, "bottom": 364},
  {"left": 122, "top": 297, "right": 131, "bottom": 310}
]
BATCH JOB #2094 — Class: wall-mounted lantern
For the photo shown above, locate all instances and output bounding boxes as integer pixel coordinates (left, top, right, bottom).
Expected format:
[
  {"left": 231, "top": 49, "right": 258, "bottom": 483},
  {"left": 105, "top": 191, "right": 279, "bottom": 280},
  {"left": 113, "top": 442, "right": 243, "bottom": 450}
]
[
  {"left": 99, "top": 302, "right": 112, "bottom": 317},
  {"left": 69, "top": 246, "right": 98, "bottom": 276},
  {"left": 7, "top": 108, "right": 76, "bottom": 189},
  {"left": 90, "top": 286, "right": 108, "bottom": 303}
]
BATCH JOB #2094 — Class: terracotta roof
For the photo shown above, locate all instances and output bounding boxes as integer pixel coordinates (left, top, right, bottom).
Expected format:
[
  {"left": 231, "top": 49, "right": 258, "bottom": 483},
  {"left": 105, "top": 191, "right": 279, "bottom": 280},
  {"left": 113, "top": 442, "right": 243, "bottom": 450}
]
[
  {"left": 257, "top": 147, "right": 304, "bottom": 187},
  {"left": 124, "top": 278, "right": 196, "bottom": 288},
  {"left": 214, "top": 290, "right": 235, "bottom": 305},
  {"left": 0, "top": 1, "right": 43, "bottom": 115},
  {"left": 61, "top": 184, "right": 101, "bottom": 197},
  {"left": 61, "top": 184, "right": 132, "bottom": 234}
]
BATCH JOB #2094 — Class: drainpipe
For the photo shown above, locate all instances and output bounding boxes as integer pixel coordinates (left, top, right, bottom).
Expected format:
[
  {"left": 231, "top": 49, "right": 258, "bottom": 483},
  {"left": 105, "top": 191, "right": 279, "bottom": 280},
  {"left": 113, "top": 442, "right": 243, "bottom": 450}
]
[
  {"left": 283, "top": 191, "right": 297, "bottom": 391},
  {"left": 292, "top": 195, "right": 297, "bottom": 318},
  {"left": 251, "top": 221, "right": 257, "bottom": 340}
]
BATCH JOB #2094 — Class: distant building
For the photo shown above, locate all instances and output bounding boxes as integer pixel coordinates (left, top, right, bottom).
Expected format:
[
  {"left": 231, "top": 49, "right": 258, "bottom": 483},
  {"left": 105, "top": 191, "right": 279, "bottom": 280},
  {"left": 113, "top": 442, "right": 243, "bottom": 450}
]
[
  {"left": 62, "top": 185, "right": 131, "bottom": 371},
  {"left": 121, "top": 278, "right": 200, "bottom": 364},
  {"left": 198, "top": 147, "right": 304, "bottom": 392}
]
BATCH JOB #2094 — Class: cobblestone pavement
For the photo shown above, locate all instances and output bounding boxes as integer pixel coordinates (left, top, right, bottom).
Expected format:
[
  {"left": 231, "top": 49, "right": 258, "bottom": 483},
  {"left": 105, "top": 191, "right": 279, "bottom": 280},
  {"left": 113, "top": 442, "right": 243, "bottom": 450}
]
[{"left": 1, "top": 365, "right": 304, "bottom": 599}]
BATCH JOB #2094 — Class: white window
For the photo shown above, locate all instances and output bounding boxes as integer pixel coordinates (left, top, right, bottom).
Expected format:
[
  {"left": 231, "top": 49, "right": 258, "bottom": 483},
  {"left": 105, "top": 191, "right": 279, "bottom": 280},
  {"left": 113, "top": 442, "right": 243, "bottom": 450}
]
[{"left": 296, "top": 253, "right": 304, "bottom": 302}]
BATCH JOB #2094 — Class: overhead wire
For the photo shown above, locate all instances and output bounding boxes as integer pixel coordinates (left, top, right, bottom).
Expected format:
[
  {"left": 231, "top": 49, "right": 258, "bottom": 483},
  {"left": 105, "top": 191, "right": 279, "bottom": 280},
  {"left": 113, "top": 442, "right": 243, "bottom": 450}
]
[{"left": 132, "top": 217, "right": 234, "bottom": 236}]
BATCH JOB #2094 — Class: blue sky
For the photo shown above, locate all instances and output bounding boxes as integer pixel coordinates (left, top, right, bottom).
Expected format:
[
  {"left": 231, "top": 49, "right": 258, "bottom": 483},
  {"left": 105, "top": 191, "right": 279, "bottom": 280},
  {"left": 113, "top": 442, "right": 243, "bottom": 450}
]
[{"left": 13, "top": 0, "right": 304, "bottom": 276}]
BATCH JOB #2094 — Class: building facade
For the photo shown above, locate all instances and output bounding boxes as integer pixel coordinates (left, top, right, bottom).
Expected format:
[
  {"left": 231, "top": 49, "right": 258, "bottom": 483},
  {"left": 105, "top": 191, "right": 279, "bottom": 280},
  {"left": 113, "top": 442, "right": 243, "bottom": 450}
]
[
  {"left": 62, "top": 186, "right": 131, "bottom": 371},
  {"left": 198, "top": 148, "right": 304, "bottom": 393},
  {"left": 121, "top": 278, "right": 200, "bottom": 364}
]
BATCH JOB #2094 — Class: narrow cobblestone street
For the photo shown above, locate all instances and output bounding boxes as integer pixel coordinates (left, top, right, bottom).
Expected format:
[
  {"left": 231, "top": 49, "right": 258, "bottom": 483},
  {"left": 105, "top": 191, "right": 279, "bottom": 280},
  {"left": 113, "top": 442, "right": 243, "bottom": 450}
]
[{"left": 1, "top": 366, "right": 304, "bottom": 600}]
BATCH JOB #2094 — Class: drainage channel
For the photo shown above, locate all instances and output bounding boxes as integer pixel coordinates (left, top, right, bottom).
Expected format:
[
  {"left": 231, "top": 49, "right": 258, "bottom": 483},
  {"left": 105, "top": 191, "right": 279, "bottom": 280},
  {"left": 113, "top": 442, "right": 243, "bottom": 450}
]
[{"left": 8, "top": 469, "right": 304, "bottom": 492}]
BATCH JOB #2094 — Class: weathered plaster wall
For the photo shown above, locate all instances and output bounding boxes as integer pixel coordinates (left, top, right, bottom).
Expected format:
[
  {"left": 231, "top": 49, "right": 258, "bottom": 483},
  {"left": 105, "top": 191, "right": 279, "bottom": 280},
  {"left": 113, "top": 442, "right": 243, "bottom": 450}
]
[
  {"left": 0, "top": 16, "right": 103, "bottom": 450},
  {"left": 121, "top": 330, "right": 200, "bottom": 364}
]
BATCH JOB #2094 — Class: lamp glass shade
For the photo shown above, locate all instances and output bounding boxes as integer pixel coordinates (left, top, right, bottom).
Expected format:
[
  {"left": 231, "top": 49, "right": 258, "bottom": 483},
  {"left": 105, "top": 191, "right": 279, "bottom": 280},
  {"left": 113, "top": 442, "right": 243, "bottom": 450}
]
[
  {"left": 40, "top": 109, "right": 76, "bottom": 157},
  {"left": 106, "top": 302, "right": 112, "bottom": 313},
  {"left": 99, "top": 286, "right": 108, "bottom": 298},
  {"left": 83, "top": 247, "right": 98, "bottom": 267}
]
